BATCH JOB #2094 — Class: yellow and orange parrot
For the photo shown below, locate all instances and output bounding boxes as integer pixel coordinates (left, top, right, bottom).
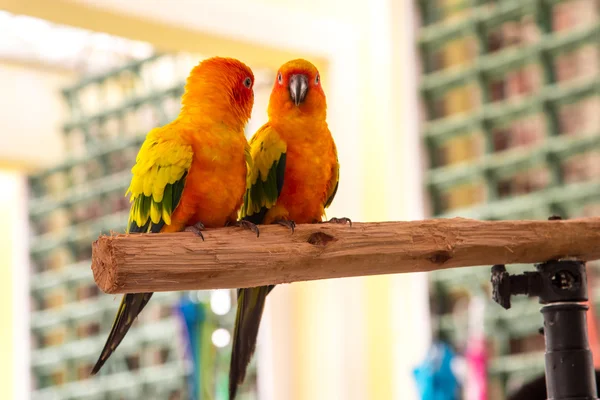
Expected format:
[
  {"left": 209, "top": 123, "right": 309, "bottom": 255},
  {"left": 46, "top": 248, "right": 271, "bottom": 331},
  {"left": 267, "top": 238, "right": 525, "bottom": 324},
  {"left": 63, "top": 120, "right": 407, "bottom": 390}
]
[
  {"left": 229, "top": 59, "right": 350, "bottom": 399},
  {"left": 91, "top": 56, "right": 259, "bottom": 375}
]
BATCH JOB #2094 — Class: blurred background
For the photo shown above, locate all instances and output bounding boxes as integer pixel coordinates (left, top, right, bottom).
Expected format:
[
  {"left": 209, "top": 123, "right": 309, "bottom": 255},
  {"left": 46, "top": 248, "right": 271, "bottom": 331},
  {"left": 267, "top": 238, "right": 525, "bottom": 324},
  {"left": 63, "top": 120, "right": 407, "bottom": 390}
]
[{"left": 0, "top": 0, "right": 599, "bottom": 399}]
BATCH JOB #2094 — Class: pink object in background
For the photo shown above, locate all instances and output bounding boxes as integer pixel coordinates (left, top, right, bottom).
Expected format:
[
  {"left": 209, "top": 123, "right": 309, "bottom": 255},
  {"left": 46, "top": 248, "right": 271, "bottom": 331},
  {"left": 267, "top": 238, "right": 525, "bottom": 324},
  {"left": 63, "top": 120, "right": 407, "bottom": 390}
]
[
  {"left": 464, "top": 296, "right": 487, "bottom": 400},
  {"left": 465, "top": 337, "right": 487, "bottom": 400}
]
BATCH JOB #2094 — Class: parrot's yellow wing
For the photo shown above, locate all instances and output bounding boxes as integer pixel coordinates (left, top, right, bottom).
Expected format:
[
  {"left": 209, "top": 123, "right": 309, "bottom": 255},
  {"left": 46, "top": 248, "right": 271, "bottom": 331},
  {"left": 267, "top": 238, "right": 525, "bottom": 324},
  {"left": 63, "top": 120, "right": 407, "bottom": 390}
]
[
  {"left": 126, "top": 126, "right": 193, "bottom": 232},
  {"left": 241, "top": 124, "right": 287, "bottom": 222}
]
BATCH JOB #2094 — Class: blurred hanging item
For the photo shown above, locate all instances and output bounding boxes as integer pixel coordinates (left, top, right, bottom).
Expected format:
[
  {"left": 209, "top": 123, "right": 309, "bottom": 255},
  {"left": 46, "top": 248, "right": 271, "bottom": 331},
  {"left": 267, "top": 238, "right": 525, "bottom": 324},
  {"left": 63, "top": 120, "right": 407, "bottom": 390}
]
[
  {"left": 464, "top": 296, "right": 487, "bottom": 400},
  {"left": 176, "top": 294, "right": 219, "bottom": 400},
  {"left": 176, "top": 294, "right": 201, "bottom": 399},
  {"left": 413, "top": 341, "right": 461, "bottom": 400},
  {"left": 585, "top": 266, "right": 600, "bottom": 368}
]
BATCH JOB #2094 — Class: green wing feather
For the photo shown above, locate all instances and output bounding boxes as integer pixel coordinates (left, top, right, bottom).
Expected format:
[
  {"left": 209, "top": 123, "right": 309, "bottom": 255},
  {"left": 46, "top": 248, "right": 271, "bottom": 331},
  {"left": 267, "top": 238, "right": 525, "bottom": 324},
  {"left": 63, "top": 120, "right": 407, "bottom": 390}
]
[
  {"left": 240, "top": 124, "right": 287, "bottom": 224},
  {"left": 91, "top": 126, "right": 192, "bottom": 375}
]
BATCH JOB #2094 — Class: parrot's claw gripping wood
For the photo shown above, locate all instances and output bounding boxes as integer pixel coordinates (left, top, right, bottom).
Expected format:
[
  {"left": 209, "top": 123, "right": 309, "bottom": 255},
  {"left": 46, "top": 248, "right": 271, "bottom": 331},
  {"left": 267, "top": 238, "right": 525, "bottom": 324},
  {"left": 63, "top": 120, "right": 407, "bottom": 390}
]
[
  {"left": 322, "top": 217, "right": 352, "bottom": 227},
  {"left": 184, "top": 221, "right": 206, "bottom": 241},
  {"left": 276, "top": 219, "right": 296, "bottom": 233},
  {"left": 227, "top": 220, "right": 260, "bottom": 237}
]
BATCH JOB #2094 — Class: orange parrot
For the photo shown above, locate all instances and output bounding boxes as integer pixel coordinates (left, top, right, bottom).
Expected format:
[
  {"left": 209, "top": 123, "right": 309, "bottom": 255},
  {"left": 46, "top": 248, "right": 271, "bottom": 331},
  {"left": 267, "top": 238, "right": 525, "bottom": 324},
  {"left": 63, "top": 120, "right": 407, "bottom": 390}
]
[
  {"left": 228, "top": 59, "right": 350, "bottom": 399},
  {"left": 91, "top": 57, "right": 258, "bottom": 375}
]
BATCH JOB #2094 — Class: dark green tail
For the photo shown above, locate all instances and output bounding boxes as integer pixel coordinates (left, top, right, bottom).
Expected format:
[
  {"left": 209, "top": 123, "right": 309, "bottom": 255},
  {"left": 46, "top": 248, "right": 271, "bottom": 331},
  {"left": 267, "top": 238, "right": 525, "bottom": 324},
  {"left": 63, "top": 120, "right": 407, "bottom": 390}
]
[
  {"left": 90, "top": 292, "right": 153, "bottom": 374},
  {"left": 229, "top": 285, "right": 275, "bottom": 400},
  {"left": 91, "top": 217, "right": 163, "bottom": 375}
]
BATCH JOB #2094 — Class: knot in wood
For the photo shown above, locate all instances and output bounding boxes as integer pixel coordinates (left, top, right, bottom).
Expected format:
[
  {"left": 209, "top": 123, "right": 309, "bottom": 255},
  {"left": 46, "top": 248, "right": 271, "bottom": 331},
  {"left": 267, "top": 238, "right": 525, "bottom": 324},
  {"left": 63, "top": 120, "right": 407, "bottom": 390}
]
[
  {"left": 429, "top": 250, "right": 451, "bottom": 264},
  {"left": 307, "top": 232, "right": 336, "bottom": 246}
]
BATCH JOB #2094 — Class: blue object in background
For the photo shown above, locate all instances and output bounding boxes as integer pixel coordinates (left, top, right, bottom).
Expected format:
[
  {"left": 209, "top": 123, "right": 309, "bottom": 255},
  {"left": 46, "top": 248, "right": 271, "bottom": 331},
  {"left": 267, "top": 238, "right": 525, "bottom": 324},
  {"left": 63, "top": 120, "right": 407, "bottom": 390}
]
[
  {"left": 177, "top": 294, "right": 207, "bottom": 400},
  {"left": 413, "top": 341, "right": 460, "bottom": 400}
]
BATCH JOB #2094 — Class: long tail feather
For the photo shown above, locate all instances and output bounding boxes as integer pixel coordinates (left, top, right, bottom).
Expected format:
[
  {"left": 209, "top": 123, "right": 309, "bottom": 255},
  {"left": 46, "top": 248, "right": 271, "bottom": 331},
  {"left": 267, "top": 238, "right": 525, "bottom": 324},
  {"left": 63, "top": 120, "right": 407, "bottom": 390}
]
[
  {"left": 229, "top": 285, "right": 274, "bottom": 400},
  {"left": 90, "top": 292, "right": 153, "bottom": 375}
]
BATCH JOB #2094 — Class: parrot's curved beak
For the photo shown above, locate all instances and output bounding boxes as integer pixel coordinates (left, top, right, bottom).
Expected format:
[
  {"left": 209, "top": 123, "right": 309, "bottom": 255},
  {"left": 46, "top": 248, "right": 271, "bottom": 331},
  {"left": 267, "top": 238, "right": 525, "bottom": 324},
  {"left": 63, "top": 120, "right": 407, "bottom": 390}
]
[{"left": 289, "top": 74, "right": 308, "bottom": 106}]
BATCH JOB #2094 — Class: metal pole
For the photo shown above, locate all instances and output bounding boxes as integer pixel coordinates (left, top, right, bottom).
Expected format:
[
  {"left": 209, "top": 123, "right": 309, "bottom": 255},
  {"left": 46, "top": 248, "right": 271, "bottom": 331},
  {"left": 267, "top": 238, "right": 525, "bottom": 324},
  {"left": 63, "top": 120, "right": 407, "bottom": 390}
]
[
  {"left": 542, "top": 302, "right": 596, "bottom": 399},
  {"left": 491, "top": 258, "right": 598, "bottom": 400}
]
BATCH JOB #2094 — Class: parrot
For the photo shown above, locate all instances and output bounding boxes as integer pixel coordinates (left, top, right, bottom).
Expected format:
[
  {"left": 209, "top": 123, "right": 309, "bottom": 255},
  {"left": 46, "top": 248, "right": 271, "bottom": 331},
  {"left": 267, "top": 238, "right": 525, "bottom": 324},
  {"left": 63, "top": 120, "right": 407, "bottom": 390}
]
[
  {"left": 90, "top": 56, "right": 259, "bottom": 375},
  {"left": 228, "top": 59, "right": 350, "bottom": 399}
]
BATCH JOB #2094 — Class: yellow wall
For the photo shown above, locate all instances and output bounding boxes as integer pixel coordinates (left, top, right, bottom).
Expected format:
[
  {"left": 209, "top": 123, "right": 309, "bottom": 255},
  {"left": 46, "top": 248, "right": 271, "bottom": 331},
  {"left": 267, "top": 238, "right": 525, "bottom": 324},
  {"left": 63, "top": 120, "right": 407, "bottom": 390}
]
[
  {"left": 0, "top": 170, "right": 27, "bottom": 400},
  {"left": 0, "top": 176, "right": 15, "bottom": 400},
  {"left": 0, "top": 61, "right": 73, "bottom": 399}
]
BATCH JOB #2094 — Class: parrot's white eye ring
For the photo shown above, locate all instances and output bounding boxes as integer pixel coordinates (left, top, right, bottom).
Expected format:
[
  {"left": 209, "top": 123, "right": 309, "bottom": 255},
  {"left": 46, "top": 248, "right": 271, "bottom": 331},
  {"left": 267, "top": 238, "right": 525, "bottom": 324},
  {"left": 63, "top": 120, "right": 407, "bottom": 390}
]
[
  {"left": 315, "top": 74, "right": 320, "bottom": 85},
  {"left": 243, "top": 77, "right": 252, "bottom": 89},
  {"left": 277, "top": 72, "right": 283, "bottom": 84}
]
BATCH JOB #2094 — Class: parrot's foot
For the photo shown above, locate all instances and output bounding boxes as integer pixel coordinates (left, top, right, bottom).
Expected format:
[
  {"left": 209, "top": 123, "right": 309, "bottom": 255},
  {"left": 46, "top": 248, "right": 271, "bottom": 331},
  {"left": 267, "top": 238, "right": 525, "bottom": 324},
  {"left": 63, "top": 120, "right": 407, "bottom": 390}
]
[
  {"left": 322, "top": 217, "right": 353, "bottom": 227},
  {"left": 226, "top": 220, "right": 260, "bottom": 237},
  {"left": 275, "top": 219, "right": 296, "bottom": 234},
  {"left": 184, "top": 221, "right": 205, "bottom": 241}
]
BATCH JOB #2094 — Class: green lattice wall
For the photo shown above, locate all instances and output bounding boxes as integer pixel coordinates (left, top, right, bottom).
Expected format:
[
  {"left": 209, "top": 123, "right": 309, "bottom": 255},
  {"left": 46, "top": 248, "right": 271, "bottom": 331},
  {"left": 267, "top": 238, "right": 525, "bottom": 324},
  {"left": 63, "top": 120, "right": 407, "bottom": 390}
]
[{"left": 417, "top": 0, "right": 600, "bottom": 397}]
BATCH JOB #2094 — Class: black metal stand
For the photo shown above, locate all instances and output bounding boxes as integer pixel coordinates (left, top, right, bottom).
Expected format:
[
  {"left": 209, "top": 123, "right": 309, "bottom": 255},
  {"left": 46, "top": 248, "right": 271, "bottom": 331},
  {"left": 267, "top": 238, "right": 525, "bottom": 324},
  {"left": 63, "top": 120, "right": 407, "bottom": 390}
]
[{"left": 491, "top": 258, "right": 598, "bottom": 400}]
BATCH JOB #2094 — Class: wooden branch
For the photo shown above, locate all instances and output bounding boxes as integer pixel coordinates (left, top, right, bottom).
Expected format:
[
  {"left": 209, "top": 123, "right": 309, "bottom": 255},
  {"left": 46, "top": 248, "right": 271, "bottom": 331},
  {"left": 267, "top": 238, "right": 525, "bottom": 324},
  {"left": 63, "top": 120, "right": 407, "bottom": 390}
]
[{"left": 91, "top": 217, "right": 600, "bottom": 294}]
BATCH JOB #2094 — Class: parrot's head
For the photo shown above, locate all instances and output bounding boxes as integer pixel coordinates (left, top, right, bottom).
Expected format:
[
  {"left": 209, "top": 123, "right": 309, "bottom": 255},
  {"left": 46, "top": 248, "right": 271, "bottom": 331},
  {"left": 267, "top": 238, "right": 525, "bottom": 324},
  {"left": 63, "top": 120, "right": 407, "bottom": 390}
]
[
  {"left": 268, "top": 59, "right": 326, "bottom": 121},
  {"left": 181, "top": 56, "right": 255, "bottom": 129}
]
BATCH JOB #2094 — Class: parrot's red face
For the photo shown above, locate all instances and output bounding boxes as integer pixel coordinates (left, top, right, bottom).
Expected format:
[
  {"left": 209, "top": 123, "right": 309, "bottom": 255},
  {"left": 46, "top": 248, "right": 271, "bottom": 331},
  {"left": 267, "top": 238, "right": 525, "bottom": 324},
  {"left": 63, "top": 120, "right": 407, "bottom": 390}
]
[
  {"left": 182, "top": 56, "right": 255, "bottom": 128},
  {"left": 268, "top": 59, "right": 326, "bottom": 121}
]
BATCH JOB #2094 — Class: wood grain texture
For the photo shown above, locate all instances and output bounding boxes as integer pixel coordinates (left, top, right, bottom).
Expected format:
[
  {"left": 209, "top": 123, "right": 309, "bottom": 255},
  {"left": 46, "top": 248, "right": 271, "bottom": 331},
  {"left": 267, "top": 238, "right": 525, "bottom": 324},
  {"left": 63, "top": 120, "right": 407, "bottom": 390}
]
[{"left": 91, "top": 217, "right": 600, "bottom": 294}]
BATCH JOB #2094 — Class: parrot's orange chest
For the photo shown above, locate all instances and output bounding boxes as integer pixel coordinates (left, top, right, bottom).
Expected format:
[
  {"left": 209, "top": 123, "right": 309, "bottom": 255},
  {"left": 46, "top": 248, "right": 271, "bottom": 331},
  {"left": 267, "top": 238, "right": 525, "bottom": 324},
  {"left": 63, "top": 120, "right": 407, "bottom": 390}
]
[
  {"left": 277, "top": 127, "right": 337, "bottom": 223},
  {"left": 170, "top": 129, "right": 248, "bottom": 229}
]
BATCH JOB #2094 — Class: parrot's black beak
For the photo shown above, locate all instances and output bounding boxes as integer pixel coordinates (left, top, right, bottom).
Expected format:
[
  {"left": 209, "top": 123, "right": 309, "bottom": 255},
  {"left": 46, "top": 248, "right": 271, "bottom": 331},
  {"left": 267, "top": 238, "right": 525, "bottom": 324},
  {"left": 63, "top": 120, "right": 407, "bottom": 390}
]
[{"left": 289, "top": 74, "right": 308, "bottom": 106}]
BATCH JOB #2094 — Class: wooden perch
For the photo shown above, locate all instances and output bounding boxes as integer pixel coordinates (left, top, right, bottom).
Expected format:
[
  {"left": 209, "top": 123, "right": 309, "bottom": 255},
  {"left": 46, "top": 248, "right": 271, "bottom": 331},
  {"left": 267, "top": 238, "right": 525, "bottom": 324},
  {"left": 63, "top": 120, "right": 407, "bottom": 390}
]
[{"left": 91, "top": 217, "right": 600, "bottom": 294}]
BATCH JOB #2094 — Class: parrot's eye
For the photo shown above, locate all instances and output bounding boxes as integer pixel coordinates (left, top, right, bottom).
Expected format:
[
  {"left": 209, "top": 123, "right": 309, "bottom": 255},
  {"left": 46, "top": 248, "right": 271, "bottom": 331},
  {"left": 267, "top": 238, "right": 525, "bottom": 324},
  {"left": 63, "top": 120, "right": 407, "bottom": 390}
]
[
  {"left": 277, "top": 72, "right": 283, "bottom": 84},
  {"left": 315, "top": 74, "right": 320, "bottom": 85},
  {"left": 243, "top": 77, "right": 252, "bottom": 89}
]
